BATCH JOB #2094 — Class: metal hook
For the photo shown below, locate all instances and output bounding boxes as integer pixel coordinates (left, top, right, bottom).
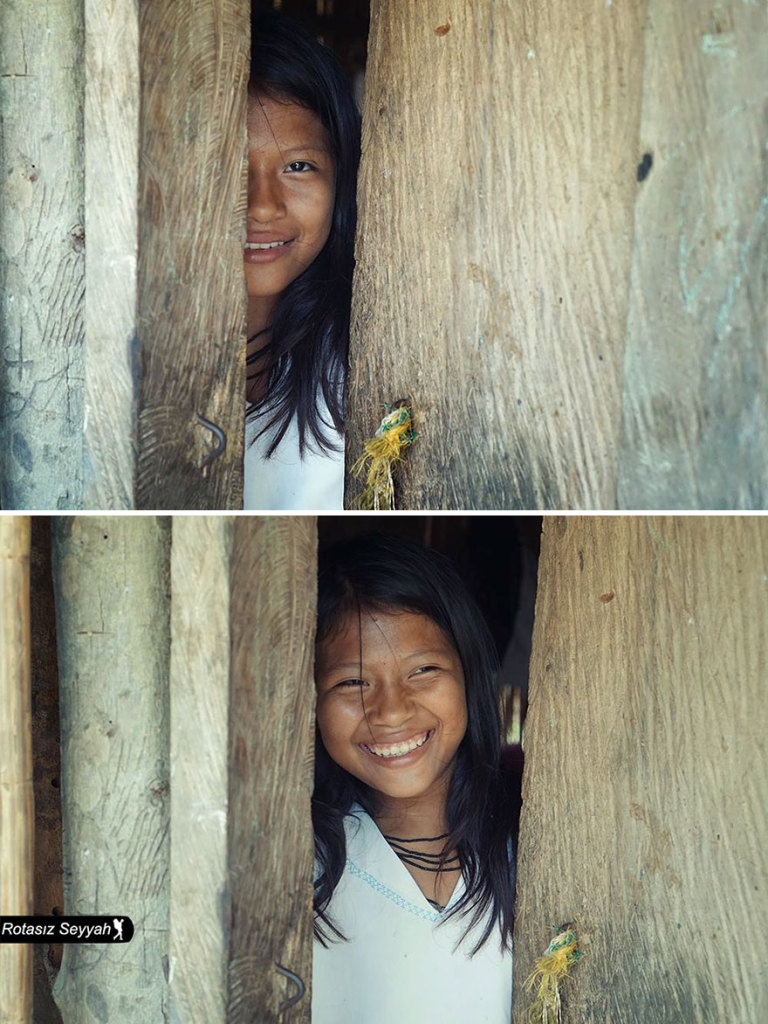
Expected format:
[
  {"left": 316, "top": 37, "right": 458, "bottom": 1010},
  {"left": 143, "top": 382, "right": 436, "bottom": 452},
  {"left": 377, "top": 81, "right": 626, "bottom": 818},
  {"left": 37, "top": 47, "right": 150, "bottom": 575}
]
[
  {"left": 196, "top": 414, "right": 227, "bottom": 469},
  {"left": 274, "top": 962, "right": 306, "bottom": 1011}
]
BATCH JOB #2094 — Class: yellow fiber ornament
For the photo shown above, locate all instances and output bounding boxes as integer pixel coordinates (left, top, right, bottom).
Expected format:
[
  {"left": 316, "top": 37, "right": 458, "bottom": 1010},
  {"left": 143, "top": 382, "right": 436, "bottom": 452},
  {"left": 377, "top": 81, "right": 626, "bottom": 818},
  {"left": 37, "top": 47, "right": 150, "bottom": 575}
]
[
  {"left": 351, "top": 401, "right": 418, "bottom": 510},
  {"left": 524, "top": 923, "right": 584, "bottom": 1024}
]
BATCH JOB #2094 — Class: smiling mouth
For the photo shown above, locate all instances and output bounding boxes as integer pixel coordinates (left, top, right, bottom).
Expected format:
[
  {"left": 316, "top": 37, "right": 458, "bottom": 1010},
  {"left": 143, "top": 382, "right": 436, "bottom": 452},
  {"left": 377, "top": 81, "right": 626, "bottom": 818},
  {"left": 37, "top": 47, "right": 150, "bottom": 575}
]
[
  {"left": 361, "top": 730, "right": 432, "bottom": 759},
  {"left": 244, "top": 240, "right": 292, "bottom": 250}
]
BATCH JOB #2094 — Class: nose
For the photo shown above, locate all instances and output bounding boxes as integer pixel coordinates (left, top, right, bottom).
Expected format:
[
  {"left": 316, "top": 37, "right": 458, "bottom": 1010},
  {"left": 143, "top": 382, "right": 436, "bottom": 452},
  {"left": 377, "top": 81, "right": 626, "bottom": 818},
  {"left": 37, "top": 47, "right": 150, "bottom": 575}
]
[
  {"left": 247, "top": 167, "right": 285, "bottom": 224},
  {"left": 367, "top": 679, "right": 414, "bottom": 728}
]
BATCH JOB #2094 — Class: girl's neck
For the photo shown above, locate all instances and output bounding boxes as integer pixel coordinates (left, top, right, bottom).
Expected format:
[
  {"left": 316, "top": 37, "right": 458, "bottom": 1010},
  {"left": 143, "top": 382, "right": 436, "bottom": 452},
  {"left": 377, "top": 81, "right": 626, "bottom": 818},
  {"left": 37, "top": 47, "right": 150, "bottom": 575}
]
[{"left": 372, "top": 791, "right": 450, "bottom": 841}]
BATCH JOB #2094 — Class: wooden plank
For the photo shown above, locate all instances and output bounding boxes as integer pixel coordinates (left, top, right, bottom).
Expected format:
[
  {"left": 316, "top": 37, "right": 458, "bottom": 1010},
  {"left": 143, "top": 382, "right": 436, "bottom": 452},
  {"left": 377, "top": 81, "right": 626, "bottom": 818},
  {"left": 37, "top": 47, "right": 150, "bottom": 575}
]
[
  {"left": 136, "top": 0, "right": 248, "bottom": 509},
  {"left": 618, "top": 1, "right": 768, "bottom": 510},
  {"left": 227, "top": 517, "right": 317, "bottom": 1023},
  {"left": 51, "top": 518, "right": 171, "bottom": 1022},
  {"left": 514, "top": 517, "right": 768, "bottom": 1022},
  {"left": 347, "top": 0, "right": 646, "bottom": 509},
  {"left": 0, "top": 517, "right": 33, "bottom": 1023},
  {"left": 81, "top": 0, "right": 139, "bottom": 509},
  {"left": 169, "top": 517, "right": 233, "bottom": 1023},
  {"left": 0, "top": 3, "right": 84, "bottom": 509}
]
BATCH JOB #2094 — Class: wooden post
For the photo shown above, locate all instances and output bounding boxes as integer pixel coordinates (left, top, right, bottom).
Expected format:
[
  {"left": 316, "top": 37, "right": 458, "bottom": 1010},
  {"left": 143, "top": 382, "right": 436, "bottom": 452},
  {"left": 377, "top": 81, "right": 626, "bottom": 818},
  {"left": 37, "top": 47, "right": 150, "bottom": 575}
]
[
  {"left": 0, "top": 3, "right": 84, "bottom": 509},
  {"left": 86, "top": 0, "right": 249, "bottom": 509},
  {"left": 348, "top": 0, "right": 767, "bottom": 509},
  {"left": 51, "top": 518, "right": 171, "bottom": 1022},
  {"left": 0, "top": 518, "right": 33, "bottom": 1023},
  {"left": 514, "top": 517, "right": 768, "bottom": 1022},
  {"left": 168, "top": 517, "right": 233, "bottom": 1022},
  {"left": 227, "top": 517, "right": 317, "bottom": 1023},
  {"left": 133, "top": 0, "right": 248, "bottom": 509}
]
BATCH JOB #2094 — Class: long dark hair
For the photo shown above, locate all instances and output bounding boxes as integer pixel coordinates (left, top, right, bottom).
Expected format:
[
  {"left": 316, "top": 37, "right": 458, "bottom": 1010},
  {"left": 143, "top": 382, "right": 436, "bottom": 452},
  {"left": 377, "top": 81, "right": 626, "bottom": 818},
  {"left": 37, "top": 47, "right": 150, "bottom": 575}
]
[
  {"left": 313, "top": 534, "right": 519, "bottom": 953},
  {"left": 248, "top": 11, "right": 360, "bottom": 455}
]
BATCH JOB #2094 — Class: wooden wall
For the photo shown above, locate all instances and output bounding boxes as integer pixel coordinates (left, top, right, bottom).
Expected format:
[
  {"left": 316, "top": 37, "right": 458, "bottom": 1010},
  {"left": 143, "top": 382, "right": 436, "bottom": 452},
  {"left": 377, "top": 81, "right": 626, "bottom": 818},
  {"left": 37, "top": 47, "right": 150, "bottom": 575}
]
[
  {"left": 1, "top": 0, "right": 248, "bottom": 510},
  {"left": 24, "top": 516, "right": 318, "bottom": 1022},
  {"left": 514, "top": 517, "right": 768, "bottom": 1022},
  {"left": 347, "top": 0, "right": 767, "bottom": 509}
]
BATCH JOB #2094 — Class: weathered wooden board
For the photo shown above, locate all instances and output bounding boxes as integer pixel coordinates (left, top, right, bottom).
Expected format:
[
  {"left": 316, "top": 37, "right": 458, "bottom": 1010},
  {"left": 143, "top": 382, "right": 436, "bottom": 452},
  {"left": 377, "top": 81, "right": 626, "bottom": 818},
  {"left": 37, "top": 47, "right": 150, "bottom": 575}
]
[
  {"left": 52, "top": 518, "right": 171, "bottom": 1022},
  {"left": 617, "top": 2, "right": 768, "bottom": 509},
  {"left": 0, "top": 518, "right": 33, "bottom": 1023},
  {"left": 136, "top": 0, "right": 248, "bottom": 509},
  {"left": 348, "top": 1, "right": 767, "bottom": 511},
  {"left": 168, "top": 517, "right": 233, "bottom": 1023},
  {"left": 81, "top": 0, "right": 139, "bottom": 509},
  {"left": 347, "top": 0, "right": 646, "bottom": 509},
  {"left": 0, "top": 3, "right": 84, "bottom": 509},
  {"left": 514, "top": 517, "right": 768, "bottom": 1023},
  {"left": 227, "top": 517, "right": 317, "bottom": 1023}
]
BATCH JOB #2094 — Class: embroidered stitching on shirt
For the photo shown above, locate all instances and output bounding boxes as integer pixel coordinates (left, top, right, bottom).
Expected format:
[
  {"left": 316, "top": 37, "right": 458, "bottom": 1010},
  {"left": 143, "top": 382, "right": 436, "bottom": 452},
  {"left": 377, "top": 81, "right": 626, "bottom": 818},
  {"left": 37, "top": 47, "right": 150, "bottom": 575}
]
[{"left": 347, "top": 860, "right": 443, "bottom": 923}]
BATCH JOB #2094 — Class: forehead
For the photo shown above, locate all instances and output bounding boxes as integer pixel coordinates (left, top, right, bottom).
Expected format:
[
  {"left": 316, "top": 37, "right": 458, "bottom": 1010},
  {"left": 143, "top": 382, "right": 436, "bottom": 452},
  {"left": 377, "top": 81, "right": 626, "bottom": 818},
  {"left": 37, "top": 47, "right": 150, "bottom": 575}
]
[
  {"left": 316, "top": 608, "right": 457, "bottom": 671},
  {"left": 247, "top": 90, "right": 331, "bottom": 152}
]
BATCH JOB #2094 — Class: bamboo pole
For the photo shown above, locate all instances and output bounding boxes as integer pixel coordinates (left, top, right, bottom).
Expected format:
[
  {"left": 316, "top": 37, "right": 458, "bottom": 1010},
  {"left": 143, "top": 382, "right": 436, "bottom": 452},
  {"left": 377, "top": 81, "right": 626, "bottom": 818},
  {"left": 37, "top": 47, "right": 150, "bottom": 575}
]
[{"left": 0, "top": 517, "right": 33, "bottom": 1023}]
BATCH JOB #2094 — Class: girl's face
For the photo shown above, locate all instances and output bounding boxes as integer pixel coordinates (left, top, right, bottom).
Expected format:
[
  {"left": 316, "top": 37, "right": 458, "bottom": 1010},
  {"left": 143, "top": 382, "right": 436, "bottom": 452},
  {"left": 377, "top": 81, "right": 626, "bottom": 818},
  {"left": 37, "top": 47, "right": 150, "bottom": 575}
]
[
  {"left": 315, "top": 609, "right": 468, "bottom": 808},
  {"left": 245, "top": 91, "right": 336, "bottom": 311}
]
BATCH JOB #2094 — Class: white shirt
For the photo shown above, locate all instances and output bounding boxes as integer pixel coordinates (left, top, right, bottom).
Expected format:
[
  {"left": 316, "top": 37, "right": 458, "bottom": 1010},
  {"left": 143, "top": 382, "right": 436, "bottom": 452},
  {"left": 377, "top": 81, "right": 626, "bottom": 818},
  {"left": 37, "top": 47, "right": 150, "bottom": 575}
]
[
  {"left": 312, "top": 809, "right": 514, "bottom": 1024},
  {"left": 243, "top": 405, "right": 344, "bottom": 511}
]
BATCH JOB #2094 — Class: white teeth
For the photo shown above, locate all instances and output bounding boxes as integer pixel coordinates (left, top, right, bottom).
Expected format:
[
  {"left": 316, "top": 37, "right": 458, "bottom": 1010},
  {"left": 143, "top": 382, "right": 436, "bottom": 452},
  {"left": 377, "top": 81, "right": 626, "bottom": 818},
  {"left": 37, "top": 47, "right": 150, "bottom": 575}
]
[
  {"left": 245, "top": 240, "right": 289, "bottom": 249},
  {"left": 364, "top": 731, "right": 430, "bottom": 759}
]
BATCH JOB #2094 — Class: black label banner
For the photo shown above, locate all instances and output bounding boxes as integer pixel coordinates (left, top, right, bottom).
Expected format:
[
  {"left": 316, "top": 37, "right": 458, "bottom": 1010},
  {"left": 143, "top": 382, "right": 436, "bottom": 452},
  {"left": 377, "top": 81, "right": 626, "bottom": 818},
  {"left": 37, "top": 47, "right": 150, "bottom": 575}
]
[{"left": 0, "top": 916, "right": 134, "bottom": 943}]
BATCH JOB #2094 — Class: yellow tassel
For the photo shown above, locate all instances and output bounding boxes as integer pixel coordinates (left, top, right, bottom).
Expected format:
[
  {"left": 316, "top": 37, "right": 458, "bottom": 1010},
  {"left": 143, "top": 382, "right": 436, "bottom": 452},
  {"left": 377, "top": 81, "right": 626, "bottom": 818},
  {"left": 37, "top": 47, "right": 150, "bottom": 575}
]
[
  {"left": 351, "top": 401, "right": 418, "bottom": 510},
  {"left": 524, "top": 924, "right": 584, "bottom": 1024}
]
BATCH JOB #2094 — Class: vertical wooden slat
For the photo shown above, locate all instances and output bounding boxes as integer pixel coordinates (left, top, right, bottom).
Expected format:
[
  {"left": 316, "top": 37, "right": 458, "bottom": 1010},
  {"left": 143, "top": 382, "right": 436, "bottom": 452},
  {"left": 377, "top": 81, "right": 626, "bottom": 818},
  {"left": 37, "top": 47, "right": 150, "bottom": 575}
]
[
  {"left": 0, "top": 3, "right": 84, "bottom": 509},
  {"left": 514, "top": 517, "right": 768, "bottom": 1022},
  {"left": 51, "top": 518, "right": 171, "bottom": 1022},
  {"left": 227, "top": 517, "right": 317, "bottom": 1023},
  {"left": 82, "top": 0, "right": 140, "bottom": 509},
  {"left": 347, "top": 0, "right": 646, "bottom": 509},
  {"left": 0, "top": 518, "right": 33, "bottom": 1023},
  {"left": 136, "top": 0, "right": 248, "bottom": 509},
  {"left": 617, "top": 2, "right": 768, "bottom": 509},
  {"left": 169, "top": 517, "right": 233, "bottom": 1023}
]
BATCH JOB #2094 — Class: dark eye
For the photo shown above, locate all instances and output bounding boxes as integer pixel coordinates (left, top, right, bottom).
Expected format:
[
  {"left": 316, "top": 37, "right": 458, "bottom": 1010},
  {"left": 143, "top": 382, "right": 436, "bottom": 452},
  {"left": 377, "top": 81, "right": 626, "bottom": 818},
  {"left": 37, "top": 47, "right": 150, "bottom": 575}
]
[
  {"left": 412, "top": 665, "right": 440, "bottom": 676},
  {"left": 336, "top": 678, "right": 365, "bottom": 689},
  {"left": 286, "top": 160, "right": 314, "bottom": 172}
]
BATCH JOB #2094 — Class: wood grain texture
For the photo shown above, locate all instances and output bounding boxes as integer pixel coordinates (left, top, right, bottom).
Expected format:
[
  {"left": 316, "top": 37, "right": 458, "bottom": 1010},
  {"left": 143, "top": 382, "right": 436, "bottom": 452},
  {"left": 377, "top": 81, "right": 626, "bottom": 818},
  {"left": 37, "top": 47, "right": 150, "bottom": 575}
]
[
  {"left": 82, "top": 0, "right": 139, "bottom": 509},
  {"left": 137, "top": 0, "right": 248, "bottom": 509},
  {"left": 347, "top": 0, "right": 646, "bottom": 509},
  {"left": 169, "top": 517, "right": 233, "bottom": 1024},
  {"left": 0, "top": 2, "right": 84, "bottom": 510},
  {"left": 0, "top": 518, "right": 33, "bottom": 1023},
  {"left": 617, "top": 3, "right": 768, "bottom": 509},
  {"left": 51, "top": 518, "right": 171, "bottom": 1023},
  {"left": 227, "top": 517, "right": 317, "bottom": 1023},
  {"left": 514, "top": 517, "right": 768, "bottom": 1023}
]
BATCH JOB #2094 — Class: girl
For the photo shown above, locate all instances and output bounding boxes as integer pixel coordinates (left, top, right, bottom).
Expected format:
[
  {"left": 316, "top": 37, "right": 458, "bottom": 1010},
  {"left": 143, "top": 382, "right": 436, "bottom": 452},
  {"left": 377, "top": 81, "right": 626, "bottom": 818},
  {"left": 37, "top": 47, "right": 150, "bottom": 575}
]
[
  {"left": 244, "top": 13, "right": 360, "bottom": 510},
  {"left": 313, "top": 534, "right": 519, "bottom": 1023}
]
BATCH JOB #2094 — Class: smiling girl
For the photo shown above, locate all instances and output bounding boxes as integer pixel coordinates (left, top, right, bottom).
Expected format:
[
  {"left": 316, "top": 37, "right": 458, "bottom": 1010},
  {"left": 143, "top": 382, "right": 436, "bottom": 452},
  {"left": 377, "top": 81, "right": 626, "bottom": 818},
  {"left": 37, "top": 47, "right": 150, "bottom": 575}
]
[
  {"left": 312, "top": 534, "right": 519, "bottom": 1023},
  {"left": 245, "top": 13, "right": 360, "bottom": 509}
]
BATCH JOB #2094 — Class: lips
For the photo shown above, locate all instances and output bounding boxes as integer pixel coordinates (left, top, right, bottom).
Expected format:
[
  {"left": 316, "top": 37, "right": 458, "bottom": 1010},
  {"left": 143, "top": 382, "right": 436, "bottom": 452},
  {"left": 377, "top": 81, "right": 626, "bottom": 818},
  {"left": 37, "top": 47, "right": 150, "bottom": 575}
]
[
  {"left": 243, "top": 237, "right": 295, "bottom": 263},
  {"left": 361, "top": 730, "right": 432, "bottom": 760}
]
